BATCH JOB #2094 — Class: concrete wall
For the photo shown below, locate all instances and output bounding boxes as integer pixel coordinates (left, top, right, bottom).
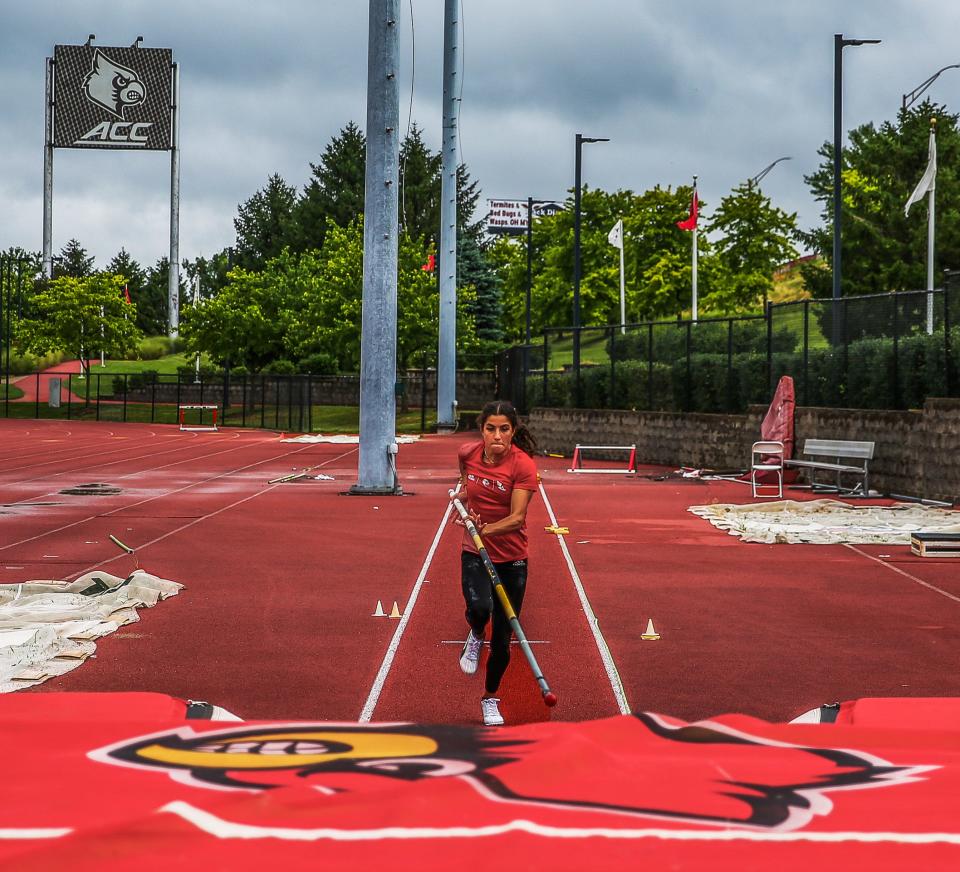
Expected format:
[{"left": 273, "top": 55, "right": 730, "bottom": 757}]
[{"left": 528, "top": 399, "right": 960, "bottom": 503}]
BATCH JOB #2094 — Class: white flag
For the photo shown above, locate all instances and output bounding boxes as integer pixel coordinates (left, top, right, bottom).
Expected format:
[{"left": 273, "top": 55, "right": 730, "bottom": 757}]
[
  {"left": 905, "top": 127, "right": 937, "bottom": 217},
  {"left": 607, "top": 218, "right": 623, "bottom": 249}
]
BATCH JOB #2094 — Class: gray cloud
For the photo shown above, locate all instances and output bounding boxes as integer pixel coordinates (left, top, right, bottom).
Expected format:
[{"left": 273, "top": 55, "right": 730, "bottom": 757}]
[{"left": 2, "top": 0, "right": 958, "bottom": 270}]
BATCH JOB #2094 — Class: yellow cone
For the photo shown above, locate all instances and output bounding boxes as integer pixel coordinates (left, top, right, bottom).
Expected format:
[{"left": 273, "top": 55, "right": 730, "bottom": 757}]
[
  {"left": 372, "top": 600, "right": 386, "bottom": 617},
  {"left": 389, "top": 601, "right": 402, "bottom": 619},
  {"left": 641, "top": 618, "right": 660, "bottom": 641}
]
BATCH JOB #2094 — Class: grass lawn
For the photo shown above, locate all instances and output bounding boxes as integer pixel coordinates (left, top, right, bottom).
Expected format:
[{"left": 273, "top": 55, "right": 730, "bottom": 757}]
[
  {"left": 545, "top": 331, "right": 611, "bottom": 369},
  {"left": 1, "top": 383, "right": 25, "bottom": 400}
]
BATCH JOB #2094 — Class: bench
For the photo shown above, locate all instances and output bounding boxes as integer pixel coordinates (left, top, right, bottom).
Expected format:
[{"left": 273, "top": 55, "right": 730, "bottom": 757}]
[{"left": 783, "top": 438, "right": 875, "bottom": 496}]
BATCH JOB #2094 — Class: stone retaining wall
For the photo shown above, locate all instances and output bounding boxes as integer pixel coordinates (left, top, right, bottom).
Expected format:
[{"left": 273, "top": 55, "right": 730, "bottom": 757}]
[{"left": 528, "top": 399, "right": 960, "bottom": 503}]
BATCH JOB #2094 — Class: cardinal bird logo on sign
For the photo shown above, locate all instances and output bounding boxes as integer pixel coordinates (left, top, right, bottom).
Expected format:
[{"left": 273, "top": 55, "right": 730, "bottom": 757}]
[
  {"left": 82, "top": 49, "right": 146, "bottom": 119},
  {"left": 89, "top": 714, "right": 932, "bottom": 833}
]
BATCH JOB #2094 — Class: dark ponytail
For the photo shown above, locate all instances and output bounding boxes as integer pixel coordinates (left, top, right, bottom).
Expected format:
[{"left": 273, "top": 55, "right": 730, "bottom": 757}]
[{"left": 477, "top": 400, "right": 538, "bottom": 457}]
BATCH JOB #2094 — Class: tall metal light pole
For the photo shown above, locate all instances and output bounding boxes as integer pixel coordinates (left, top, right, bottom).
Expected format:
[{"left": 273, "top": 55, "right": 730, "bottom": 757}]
[
  {"left": 573, "top": 133, "right": 608, "bottom": 406},
  {"left": 832, "top": 34, "right": 880, "bottom": 308}
]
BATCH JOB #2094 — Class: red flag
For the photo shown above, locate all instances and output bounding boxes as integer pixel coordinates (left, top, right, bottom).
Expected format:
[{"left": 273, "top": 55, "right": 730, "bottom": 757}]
[
  {"left": 123, "top": 284, "right": 132, "bottom": 305},
  {"left": 676, "top": 190, "right": 698, "bottom": 231},
  {"left": 421, "top": 254, "right": 436, "bottom": 272}
]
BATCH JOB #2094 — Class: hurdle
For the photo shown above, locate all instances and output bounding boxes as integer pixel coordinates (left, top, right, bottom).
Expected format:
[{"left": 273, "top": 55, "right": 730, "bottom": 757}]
[
  {"left": 567, "top": 444, "right": 636, "bottom": 475},
  {"left": 178, "top": 404, "right": 219, "bottom": 432}
]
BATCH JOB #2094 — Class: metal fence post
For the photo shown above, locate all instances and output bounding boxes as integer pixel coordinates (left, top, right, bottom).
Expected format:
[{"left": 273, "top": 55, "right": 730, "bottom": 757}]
[
  {"left": 685, "top": 320, "right": 692, "bottom": 412},
  {"left": 726, "top": 319, "right": 734, "bottom": 412},
  {"left": 608, "top": 326, "right": 615, "bottom": 408},
  {"left": 945, "top": 279, "right": 953, "bottom": 396},
  {"left": 803, "top": 299, "right": 810, "bottom": 406},
  {"left": 647, "top": 322, "right": 654, "bottom": 410},
  {"left": 766, "top": 302, "right": 773, "bottom": 398},
  {"left": 122, "top": 373, "right": 128, "bottom": 422},
  {"left": 892, "top": 293, "right": 900, "bottom": 409},
  {"left": 542, "top": 331, "right": 549, "bottom": 407}
]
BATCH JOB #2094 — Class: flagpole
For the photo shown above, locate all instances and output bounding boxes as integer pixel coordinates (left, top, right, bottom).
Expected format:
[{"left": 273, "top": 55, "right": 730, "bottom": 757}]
[
  {"left": 691, "top": 175, "right": 698, "bottom": 323},
  {"left": 927, "top": 120, "right": 936, "bottom": 335},
  {"left": 618, "top": 226, "right": 626, "bottom": 334}
]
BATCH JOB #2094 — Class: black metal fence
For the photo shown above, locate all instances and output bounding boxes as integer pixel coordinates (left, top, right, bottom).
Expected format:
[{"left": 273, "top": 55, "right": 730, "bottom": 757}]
[
  {"left": 496, "top": 285, "right": 959, "bottom": 414},
  {"left": 1, "top": 368, "right": 440, "bottom": 432}
]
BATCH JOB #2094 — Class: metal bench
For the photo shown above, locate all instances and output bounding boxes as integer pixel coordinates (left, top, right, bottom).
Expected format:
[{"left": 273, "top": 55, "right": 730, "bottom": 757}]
[{"left": 783, "top": 438, "right": 875, "bottom": 496}]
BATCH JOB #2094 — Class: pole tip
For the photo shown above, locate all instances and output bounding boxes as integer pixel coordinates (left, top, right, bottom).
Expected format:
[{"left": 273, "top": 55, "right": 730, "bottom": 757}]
[{"left": 543, "top": 692, "right": 558, "bottom": 707}]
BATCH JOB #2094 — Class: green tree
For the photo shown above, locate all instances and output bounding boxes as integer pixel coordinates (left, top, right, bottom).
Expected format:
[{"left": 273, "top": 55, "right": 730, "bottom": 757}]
[
  {"left": 105, "top": 248, "right": 150, "bottom": 327},
  {"left": 17, "top": 273, "right": 143, "bottom": 377},
  {"left": 234, "top": 173, "right": 297, "bottom": 270},
  {"left": 802, "top": 99, "right": 960, "bottom": 297},
  {"left": 292, "top": 121, "right": 367, "bottom": 252},
  {"left": 399, "top": 125, "right": 443, "bottom": 241},
  {"left": 180, "top": 219, "right": 478, "bottom": 373},
  {"left": 706, "top": 180, "right": 800, "bottom": 310},
  {"left": 458, "top": 234, "right": 503, "bottom": 345},
  {"left": 55, "top": 239, "right": 95, "bottom": 278},
  {"left": 490, "top": 184, "right": 707, "bottom": 339}
]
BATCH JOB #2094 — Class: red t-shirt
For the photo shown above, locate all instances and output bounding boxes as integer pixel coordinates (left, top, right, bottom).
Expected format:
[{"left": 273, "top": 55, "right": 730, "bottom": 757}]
[{"left": 457, "top": 441, "right": 538, "bottom": 563}]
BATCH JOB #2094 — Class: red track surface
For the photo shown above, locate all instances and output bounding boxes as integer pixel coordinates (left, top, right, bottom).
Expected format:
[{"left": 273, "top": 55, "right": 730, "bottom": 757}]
[{"left": 2, "top": 418, "right": 958, "bottom": 725}]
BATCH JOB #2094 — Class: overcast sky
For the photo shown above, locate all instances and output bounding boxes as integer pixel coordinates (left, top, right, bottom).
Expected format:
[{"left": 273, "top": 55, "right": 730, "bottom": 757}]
[{"left": 1, "top": 1, "right": 957, "bottom": 270}]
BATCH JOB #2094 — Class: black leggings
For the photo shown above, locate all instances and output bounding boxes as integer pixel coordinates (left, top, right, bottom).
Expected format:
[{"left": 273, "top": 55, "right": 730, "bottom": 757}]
[{"left": 461, "top": 551, "right": 527, "bottom": 695}]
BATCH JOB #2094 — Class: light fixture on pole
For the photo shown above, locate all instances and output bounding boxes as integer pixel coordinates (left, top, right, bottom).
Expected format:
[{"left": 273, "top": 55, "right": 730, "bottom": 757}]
[
  {"left": 749, "top": 156, "right": 792, "bottom": 187},
  {"left": 573, "top": 133, "right": 609, "bottom": 406},
  {"left": 902, "top": 64, "right": 960, "bottom": 111}
]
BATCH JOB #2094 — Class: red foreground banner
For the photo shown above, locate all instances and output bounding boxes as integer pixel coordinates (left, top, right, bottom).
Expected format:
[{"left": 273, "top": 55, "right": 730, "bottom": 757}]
[{"left": 2, "top": 693, "right": 960, "bottom": 869}]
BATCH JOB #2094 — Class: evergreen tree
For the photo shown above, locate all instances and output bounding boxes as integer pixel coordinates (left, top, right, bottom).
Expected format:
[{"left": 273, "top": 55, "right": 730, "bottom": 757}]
[
  {"left": 106, "top": 248, "right": 148, "bottom": 317},
  {"left": 292, "top": 121, "right": 367, "bottom": 252},
  {"left": 399, "top": 125, "right": 443, "bottom": 242},
  {"left": 234, "top": 173, "right": 297, "bottom": 270},
  {"left": 55, "top": 239, "right": 95, "bottom": 278},
  {"left": 140, "top": 258, "right": 181, "bottom": 335},
  {"left": 458, "top": 234, "right": 503, "bottom": 345},
  {"left": 802, "top": 99, "right": 960, "bottom": 297}
]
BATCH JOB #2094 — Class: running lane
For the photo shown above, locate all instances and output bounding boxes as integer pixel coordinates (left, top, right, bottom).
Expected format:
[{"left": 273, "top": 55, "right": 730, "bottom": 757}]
[
  {"left": 367, "top": 440, "right": 625, "bottom": 727},
  {"left": 537, "top": 465, "right": 960, "bottom": 723}
]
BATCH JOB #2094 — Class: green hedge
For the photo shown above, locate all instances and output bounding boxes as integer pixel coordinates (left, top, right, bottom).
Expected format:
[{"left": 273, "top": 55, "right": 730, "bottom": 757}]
[{"left": 528, "top": 327, "right": 959, "bottom": 412}]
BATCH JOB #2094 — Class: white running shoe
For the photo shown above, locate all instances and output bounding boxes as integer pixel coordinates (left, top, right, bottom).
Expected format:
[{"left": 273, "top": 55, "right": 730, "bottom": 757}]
[
  {"left": 481, "top": 697, "right": 504, "bottom": 726},
  {"left": 459, "top": 631, "right": 483, "bottom": 674}
]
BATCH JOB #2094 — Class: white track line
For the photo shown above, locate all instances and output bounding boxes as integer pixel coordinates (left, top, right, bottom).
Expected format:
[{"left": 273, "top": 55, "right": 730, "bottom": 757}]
[
  {"left": 0, "top": 441, "right": 331, "bottom": 553},
  {"left": 844, "top": 544, "right": 960, "bottom": 605},
  {"left": 359, "top": 500, "right": 454, "bottom": 722},
  {"left": 72, "top": 448, "right": 358, "bottom": 578},
  {"left": 539, "top": 481, "right": 631, "bottom": 714}
]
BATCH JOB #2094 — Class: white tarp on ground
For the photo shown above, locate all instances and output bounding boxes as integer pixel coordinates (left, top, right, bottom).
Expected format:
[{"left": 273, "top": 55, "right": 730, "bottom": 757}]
[
  {"left": 688, "top": 498, "right": 960, "bottom": 545},
  {"left": 0, "top": 570, "right": 182, "bottom": 693},
  {"left": 282, "top": 434, "right": 420, "bottom": 444}
]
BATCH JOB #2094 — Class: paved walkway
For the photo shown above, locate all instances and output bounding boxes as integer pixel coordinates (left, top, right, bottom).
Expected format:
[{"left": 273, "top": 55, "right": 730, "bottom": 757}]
[{"left": 11, "top": 360, "right": 97, "bottom": 403}]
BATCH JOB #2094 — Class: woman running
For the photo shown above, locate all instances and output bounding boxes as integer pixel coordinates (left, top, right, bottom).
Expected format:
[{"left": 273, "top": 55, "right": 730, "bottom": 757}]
[{"left": 455, "top": 400, "right": 538, "bottom": 726}]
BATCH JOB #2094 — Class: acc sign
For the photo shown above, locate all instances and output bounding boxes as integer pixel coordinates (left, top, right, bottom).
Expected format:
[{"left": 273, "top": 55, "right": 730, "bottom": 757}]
[{"left": 53, "top": 44, "right": 173, "bottom": 151}]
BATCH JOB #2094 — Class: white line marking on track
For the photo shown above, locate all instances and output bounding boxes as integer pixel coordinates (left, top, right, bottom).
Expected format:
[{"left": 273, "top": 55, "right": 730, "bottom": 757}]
[
  {"left": 844, "top": 544, "right": 960, "bottom": 605},
  {"left": 359, "top": 500, "right": 454, "bottom": 722},
  {"left": 538, "top": 481, "right": 631, "bottom": 714},
  {"left": 159, "top": 801, "right": 960, "bottom": 844},
  {"left": 61, "top": 448, "right": 358, "bottom": 579},
  {"left": 0, "top": 828, "right": 72, "bottom": 839}
]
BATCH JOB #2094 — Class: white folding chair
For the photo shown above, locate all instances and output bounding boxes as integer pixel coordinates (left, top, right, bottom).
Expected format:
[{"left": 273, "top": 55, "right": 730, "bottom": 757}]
[{"left": 751, "top": 441, "right": 784, "bottom": 499}]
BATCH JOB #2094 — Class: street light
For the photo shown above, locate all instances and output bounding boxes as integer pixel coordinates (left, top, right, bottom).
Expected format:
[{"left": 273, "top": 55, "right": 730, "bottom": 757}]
[
  {"left": 749, "top": 156, "right": 792, "bottom": 187},
  {"left": 902, "top": 64, "right": 960, "bottom": 111},
  {"left": 833, "top": 34, "right": 881, "bottom": 308},
  {"left": 573, "top": 133, "right": 609, "bottom": 406}
]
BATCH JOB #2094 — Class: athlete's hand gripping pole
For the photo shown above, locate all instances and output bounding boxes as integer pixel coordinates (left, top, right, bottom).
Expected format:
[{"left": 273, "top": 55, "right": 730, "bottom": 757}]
[{"left": 449, "top": 487, "right": 557, "bottom": 708}]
